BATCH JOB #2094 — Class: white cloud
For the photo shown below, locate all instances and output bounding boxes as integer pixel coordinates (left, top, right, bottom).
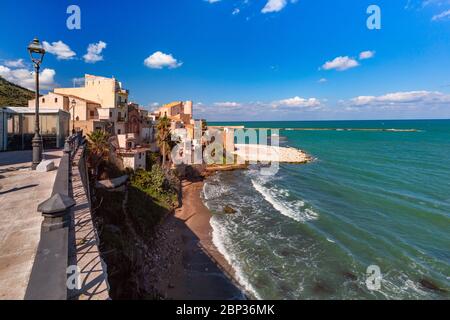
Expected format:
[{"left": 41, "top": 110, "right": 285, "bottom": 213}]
[
  {"left": 432, "top": 9, "right": 450, "bottom": 20},
  {"left": 195, "top": 97, "right": 324, "bottom": 121},
  {"left": 262, "top": 0, "right": 287, "bottom": 13},
  {"left": 348, "top": 91, "right": 450, "bottom": 107},
  {"left": 0, "top": 65, "right": 57, "bottom": 90},
  {"left": 144, "top": 51, "right": 182, "bottom": 69},
  {"left": 43, "top": 41, "right": 76, "bottom": 60},
  {"left": 232, "top": 8, "right": 241, "bottom": 15},
  {"left": 318, "top": 78, "right": 327, "bottom": 83},
  {"left": 322, "top": 56, "right": 359, "bottom": 71},
  {"left": 4, "top": 59, "right": 25, "bottom": 68},
  {"left": 205, "top": 0, "right": 221, "bottom": 3},
  {"left": 359, "top": 50, "right": 376, "bottom": 60},
  {"left": 214, "top": 102, "right": 242, "bottom": 107},
  {"left": 83, "top": 41, "right": 107, "bottom": 63},
  {"left": 405, "top": 0, "right": 450, "bottom": 10},
  {"left": 272, "top": 96, "right": 322, "bottom": 108}
]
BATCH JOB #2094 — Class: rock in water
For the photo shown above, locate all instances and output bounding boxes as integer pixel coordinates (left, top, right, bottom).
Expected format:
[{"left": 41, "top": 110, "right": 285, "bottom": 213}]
[
  {"left": 223, "top": 205, "right": 237, "bottom": 214},
  {"left": 419, "top": 279, "right": 447, "bottom": 293}
]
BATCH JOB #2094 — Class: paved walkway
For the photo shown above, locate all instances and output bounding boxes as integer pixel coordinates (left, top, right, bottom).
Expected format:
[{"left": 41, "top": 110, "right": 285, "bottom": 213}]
[
  {"left": 0, "top": 150, "right": 62, "bottom": 300},
  {"left": 68, "top": 148, "right": 110, "bottom": 300}
]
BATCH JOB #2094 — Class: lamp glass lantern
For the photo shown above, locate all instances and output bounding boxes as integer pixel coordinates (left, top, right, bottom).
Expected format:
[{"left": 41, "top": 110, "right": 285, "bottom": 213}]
[{"left": 28, "top": 38, "right": 45, "bottom": 65}]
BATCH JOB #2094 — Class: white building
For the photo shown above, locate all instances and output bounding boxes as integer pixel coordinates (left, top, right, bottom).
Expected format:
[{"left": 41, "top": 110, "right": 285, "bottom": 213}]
[{"left": 114, "top": 133, "right": 149, "bottom": 171}]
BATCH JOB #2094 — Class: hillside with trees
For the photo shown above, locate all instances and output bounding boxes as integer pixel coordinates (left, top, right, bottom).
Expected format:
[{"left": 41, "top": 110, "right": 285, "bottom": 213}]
[{"left": 0, "top": 76, "right": 34, "bottom": 107}]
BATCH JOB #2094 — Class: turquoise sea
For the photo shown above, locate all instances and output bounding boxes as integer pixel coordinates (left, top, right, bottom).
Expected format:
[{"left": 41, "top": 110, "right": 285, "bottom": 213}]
[{"left": 203, "top": 120, "right": 450, "bottom": 300}]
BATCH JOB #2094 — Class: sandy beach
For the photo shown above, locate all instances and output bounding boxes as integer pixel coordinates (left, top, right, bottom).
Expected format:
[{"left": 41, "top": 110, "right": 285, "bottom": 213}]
[
  {"left": 233, "top": 143, "right": 311, "bottom": 163},
  {"left": 153, "top": 178, "right": 245, "bottom": 300}
]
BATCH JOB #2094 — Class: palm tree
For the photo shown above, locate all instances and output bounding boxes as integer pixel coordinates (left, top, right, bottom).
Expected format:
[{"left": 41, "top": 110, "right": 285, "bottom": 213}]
[
  {"left": 87, "top": 130, "right": 110, "bottom": 177},
  {"left": 157, "top": 116, "right": 171, "bottom": 168},
  {"left": 201, "top": 119, "right": 208, "bottom": 132}
]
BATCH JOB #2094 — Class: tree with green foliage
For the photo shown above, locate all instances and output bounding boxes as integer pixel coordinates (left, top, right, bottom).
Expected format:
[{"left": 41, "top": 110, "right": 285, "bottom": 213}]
[
  {"left": 201, "top": 119, "right": 208, "bottom": 132},
  {"left": 131, "top": 165, "right": 178, "bottom": 208},
  {"left": 157, "top": 116, "right": 172, "bottom": 168},
  {"left": 87, "top": 130, "right": 110, "bottom": 178}
]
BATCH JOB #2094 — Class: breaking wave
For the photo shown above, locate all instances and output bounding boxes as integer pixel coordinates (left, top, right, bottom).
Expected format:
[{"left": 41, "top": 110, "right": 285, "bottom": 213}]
[{"left": 250, "top": 178, "right": 319, "bottom": 222}]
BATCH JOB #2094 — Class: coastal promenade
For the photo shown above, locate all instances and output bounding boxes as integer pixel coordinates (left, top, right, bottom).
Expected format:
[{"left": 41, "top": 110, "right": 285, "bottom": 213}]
[
  {"left": 0, "top": 142, "right": 109, "bottom": 300},
  {"left": 0, "top": 150, "right": 61, "bottom": 299}
]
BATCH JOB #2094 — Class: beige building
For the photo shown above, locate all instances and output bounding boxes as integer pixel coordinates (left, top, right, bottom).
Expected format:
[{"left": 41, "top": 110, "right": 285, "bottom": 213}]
[
  {"left": 156, "top": 101, "right": 196, "bottom": 140},
  {"left": 28, "top": 92, "right": 107, "bottom": 133},
  {"left": 28, "top": 74, "right": 129, "bottom": 135},
  {"left": 157, "top": 101, "right": 193, "bottom": 124},
  {"left": 54, "top": 74, "right": 129, "bottom": 135},
  {"left": 54, "top": 74, "right": 129, "bottom": 109}
]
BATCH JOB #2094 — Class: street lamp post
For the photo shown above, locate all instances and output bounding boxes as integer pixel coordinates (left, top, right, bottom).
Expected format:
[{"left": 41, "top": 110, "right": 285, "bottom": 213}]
[
  {"left": 28, "top": 38, "right": 46, "bottom": 170},
  {"left": 71, "top": 99, "right": 76, "bottom": 134}
]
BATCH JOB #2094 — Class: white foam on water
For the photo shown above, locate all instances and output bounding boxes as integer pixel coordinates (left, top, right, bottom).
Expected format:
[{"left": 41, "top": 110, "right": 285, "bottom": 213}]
[
  {"left": 210, "top": 215, "right": 263, "bottom": 300},
  {"left": 203, "top": 181, "right": 230, "bottom": 201},
  {"left": 202, "top": 182, "right": 210, "bottom": 200},
  {"left": 373, "top": 270, "right": 431, "bottom": 299},
  {"left": 251, "top": 179, "right": 319, "bottom": 222}
]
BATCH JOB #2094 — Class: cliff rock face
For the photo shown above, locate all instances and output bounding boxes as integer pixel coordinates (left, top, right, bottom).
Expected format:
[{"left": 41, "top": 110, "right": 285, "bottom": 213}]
[
  {"left": 0, "top": 76, "right": 35, "bottom": 107},
  {"left": 92, "top": 185, "right": 174, "bottom": 299}
]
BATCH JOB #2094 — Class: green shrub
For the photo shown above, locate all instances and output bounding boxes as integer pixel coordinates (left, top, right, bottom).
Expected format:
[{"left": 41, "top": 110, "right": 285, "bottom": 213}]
[
  {"left": 146, "top": 151, "right": 160, "bottom": 169},
  {"left": 130, "top": 165, "right": 178, "bottom": 208}
]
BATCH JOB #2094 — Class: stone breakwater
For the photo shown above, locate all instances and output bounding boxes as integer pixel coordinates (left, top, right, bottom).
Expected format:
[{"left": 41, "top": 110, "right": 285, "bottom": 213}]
[{"left": 233, "top": 144, "right": 312, "bottom": 164}]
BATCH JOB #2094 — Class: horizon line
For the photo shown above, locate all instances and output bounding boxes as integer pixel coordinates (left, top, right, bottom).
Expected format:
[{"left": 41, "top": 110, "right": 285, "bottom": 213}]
[{"left": 207, "top": 118, "right": 450, "bottom": 123}]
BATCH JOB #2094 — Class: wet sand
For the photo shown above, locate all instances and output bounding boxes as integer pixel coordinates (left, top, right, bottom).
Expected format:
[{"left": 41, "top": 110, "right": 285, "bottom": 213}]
[{"left": 154, "top": 179, "right": 245, "bottom": 300}]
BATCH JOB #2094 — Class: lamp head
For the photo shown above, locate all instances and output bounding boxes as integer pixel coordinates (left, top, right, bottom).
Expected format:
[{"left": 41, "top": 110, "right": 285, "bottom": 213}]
[{"left": 28, "top": 37, "right": 45, "bottom": 64}]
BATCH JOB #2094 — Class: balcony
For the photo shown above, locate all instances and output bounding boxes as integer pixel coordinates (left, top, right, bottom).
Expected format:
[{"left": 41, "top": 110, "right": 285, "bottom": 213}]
[{"left": 117, "top": 88, "right": 129, "bottom": 95}]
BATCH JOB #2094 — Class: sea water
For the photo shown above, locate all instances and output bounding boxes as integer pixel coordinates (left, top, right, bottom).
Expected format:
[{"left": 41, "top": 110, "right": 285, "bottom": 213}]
[{"left": 202, "top": 120, "right": 450, "bottom": 300}]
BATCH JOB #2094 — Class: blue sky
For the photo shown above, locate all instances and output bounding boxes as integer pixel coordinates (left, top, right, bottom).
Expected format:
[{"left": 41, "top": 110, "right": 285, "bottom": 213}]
[{"left": 0, "top": 0, "right": 449, "bottom": 120}]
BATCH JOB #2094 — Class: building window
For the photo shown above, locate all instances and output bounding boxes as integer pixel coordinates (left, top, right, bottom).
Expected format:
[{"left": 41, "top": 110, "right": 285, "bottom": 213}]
[
  {"left": 118, "top": 129, "right": 121, "bottom": 134},
  {"left": 109, "top": 111, "right": 112, "bottom": 117},
  {"left": 90, "top": 110, "right": 95, "bottom": 117},
  {"left": 55, "top": 98, "right": 58, "bottom": 103},
  {"left": 139, "top": 153, "right": 142, "bottom": 159},
  {"left": 42, "top": 98, "right": 45, "bottom": 103}
]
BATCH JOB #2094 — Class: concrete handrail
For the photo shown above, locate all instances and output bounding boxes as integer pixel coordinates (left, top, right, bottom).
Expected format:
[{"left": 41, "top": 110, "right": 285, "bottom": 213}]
[{"left": 25, "top": 132, "right": 84, "bottom": 300}]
